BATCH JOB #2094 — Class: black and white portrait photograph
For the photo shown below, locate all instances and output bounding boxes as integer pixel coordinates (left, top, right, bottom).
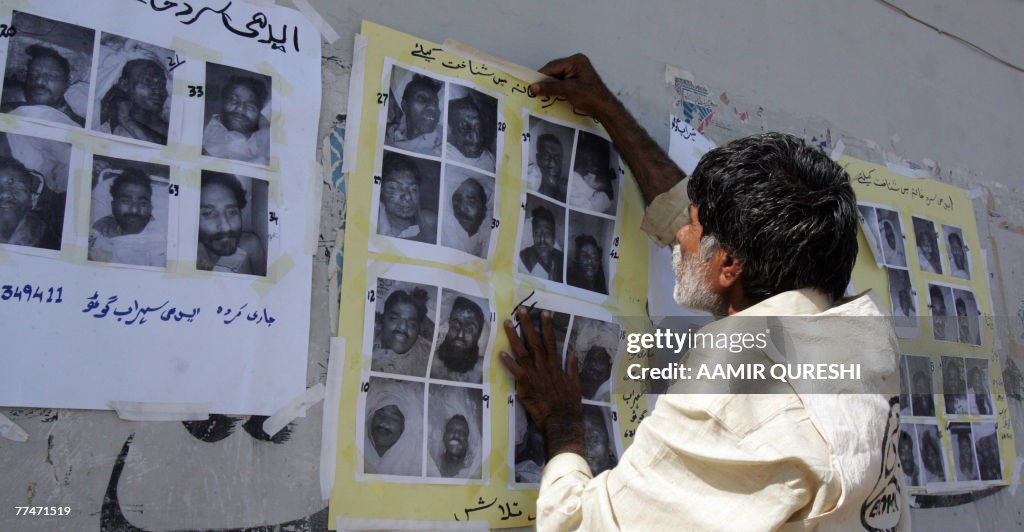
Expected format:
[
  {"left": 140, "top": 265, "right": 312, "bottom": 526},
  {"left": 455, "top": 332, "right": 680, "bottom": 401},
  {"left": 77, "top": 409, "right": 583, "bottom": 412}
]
[
  {"left": 952, "top": 288, "right": 981, "bottom": 346},
  {"left": 202, "top": 63, "right": 271, "bottom": 166},
  {"left": 583, "top": 405, "right": 619, "bottom": 476},
  {"left": 1, "top": 12, "right": 94, "bottom": 128},
  {"left": 915, "top": 424, "right": 946, "bottom": 484},
  {"left": 376, "top": 150, "right": 440, "bottom": 245},
  {"left": 856, "top": 204, "right": 882, "bottom": 264},
  {"left": 906, "top": 355, "right": 935, "bottom": 417},
  {"left": 942, "top": 356, "right": 968, "bottom": 415},
  {"left": 875, "top": 208, "right": 907, "bottom": 268},
  {"left": 965, "top": 358, "right": 992, "bottom": 416},
  {"left": 568, "top": 131, "right": 618, "bottom": 216},
  {"left": 912, "top": 216, "right": 943, "bottom": 274},
  {"left": 899, "top": 425, "right": 922, "bottom": 488},
  {"left": 196, "top": 171, "right": 268, "bottom": 276},
  {"left": 519, "top": 194, "right": 566, "bottom": 283},
  {"left": 88, "top": 155, "right": 168, "bottom": 267},
  {"left": 429, "top": 289, "right": 490, "bottom": 384},
  {"left": 928, "top": 283, "right": 957, "bottom": 343},
  {"left": 942, "top": 224, "right": 970, "bottom": 280},
  {"left": 526, "top": 116, "right": 574, "bottom": 203},
  {"left": 973, "top": 422, "right": 1001, "bottom": 481},
  {"left": 370, "top": 277, "right": 438, "bottom": 378},
  {"left": 513, "top": 401, "right": 545, "bottom": 484},
  {"left": 385, "top": 65, "right": 445, "bottom": 157},
  {"left": 886, "top": 267, "right": 916, "bottom": 331},
  {"left": 439, "top": 166, "right": 493, "bottom": 259},
  {"left": 949, "top": 422, "right": 979, "bottom": 482},
  {"left": 426, "top": 384, "right": 483, "bottom": 480},
  {"left": 899, "top": 355, "right": 911, "bottom": 417},
  {"left": 567, "top": 210, "right": 614, "bottom": 295},
  {"left": 445, "top": 84, "right": 497, "bottom": 173},
  {"left": 91, "top": 33, "right": 173, "bottom": 145},
  {"left": 569, "top": 316, "right": 619, "bottom": 402},
  {"left": 0, "top": 132, "right": 70, "bottom": 251},
  {"left": 363, "top": 377, "right": 424, "bottom": 477}
]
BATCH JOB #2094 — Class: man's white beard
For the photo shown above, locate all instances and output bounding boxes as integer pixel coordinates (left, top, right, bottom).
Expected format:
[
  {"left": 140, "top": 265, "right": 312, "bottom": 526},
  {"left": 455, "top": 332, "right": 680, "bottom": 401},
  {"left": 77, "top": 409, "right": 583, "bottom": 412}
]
[{"left": 672, "top": 238, "right": 725, "bottom": 315}]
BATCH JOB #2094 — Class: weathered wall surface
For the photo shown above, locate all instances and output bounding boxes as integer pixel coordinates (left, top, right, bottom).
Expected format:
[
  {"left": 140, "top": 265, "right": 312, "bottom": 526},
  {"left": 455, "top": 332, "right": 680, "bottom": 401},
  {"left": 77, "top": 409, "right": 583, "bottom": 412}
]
[{"left": 2, "top": 1, "right": 1021, "bottom": 530}]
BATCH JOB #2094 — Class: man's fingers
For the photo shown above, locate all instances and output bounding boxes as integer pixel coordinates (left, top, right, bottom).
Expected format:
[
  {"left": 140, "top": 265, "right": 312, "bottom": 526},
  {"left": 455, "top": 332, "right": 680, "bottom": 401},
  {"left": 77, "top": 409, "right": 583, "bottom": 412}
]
[
  {"left": 518, "top": 308, "right": 546, "bottom": 369},
  {"left": 537, "top": 55, "right": 578, "bottom": 78},
  {"left": 541, "top": 311, "right": 561, "bottom": 375},
  {"left": 566, "top": 350, "right": 581, "bottom": 387},
  {"left": 530, "top": 79, "right": 572, "bottom": 98},
  {"left": 503, "top": 319, "right": 531, "bottom": 365},
  {"left": 499, "top": 352, "right": 528, "bottom": 381}
]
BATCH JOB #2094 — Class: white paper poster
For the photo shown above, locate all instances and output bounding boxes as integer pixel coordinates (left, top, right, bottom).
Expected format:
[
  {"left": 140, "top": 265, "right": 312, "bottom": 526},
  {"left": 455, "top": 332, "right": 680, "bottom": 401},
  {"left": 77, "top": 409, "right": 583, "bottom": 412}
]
[{"left": 0, "top": 0, "right": 321, "bottom": 414}]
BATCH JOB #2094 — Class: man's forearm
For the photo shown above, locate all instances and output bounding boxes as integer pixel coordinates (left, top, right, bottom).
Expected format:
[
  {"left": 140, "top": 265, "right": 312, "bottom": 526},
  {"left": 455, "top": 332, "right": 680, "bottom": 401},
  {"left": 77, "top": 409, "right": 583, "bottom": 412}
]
[
  {"left": 544, "top": 412, "right": 585, "bottom": 461},
  {"left": 593, "top": 96, "right": 687, "bottom": 204}
]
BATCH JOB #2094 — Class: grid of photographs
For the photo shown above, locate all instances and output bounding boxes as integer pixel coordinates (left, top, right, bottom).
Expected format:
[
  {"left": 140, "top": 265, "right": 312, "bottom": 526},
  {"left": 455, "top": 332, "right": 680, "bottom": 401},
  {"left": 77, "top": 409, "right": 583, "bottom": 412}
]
[
  {"left": 1, "top": 11, "right": 276, "bottom": 278},
  {"left": 858, "top": 203, "right": 918, "bottom": 338},
  {"left": 358, "top": 263, "right": 495, "bottom": 484},
  {"left": 370, "top": 61, "right": 503, "bottom": 264},
  {"left": 898, "top": 353, "right": 1001, "bottom": 488},
  {"left": 927, "top": 283, "right": 981, "bottom": 345},
  {"left": 508, "top": 290, "right": 623, "bottom": 486},
  {"left": 517, "top": 114, "right": 622, "bottom": 301}
]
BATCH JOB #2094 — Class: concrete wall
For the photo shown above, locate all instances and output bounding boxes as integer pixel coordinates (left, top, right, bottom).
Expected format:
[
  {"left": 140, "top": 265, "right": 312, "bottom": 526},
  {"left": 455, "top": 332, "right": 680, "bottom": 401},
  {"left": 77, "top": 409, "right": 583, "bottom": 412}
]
[{"left": 2, "top": 1, "right": 1021, "bottom": 530}]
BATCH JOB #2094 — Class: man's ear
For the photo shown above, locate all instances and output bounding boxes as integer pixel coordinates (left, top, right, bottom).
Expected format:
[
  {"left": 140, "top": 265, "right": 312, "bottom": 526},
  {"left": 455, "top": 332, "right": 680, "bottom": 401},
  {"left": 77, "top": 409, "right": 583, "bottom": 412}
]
[{"left": 715, "top": 249, "right": 743, "bottom": 289}]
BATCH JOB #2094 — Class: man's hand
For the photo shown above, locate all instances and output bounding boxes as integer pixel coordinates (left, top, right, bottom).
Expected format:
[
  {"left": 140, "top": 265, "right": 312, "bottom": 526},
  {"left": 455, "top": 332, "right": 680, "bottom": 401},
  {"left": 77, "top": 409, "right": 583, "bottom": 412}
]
[
  {"left": 501, "top": 308, "right": 585, "bottom": 459},
  {"left": 531, "top": 54, "right": 615, "bottom": 119}
]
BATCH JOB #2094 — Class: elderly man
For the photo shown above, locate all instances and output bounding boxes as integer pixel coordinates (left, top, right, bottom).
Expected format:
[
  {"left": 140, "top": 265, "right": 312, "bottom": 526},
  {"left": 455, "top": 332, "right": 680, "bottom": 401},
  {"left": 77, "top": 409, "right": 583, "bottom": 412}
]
[
  {"left": 527, "top": 133, "right": 568, "bottom": 202},
  {"left": 0, "top": 156, "right": 55, "bottom": 248},
  {"left": 519, "top": 205, "right": 563, "bottom": 282},
  {"left": 9, "top": 45, "right": 85, "bottom": 126},
  {"left": 431, "top": 296, "right": 485, "bottom": 383},
  {"left": 203, "top": 75, "right": 270, "bottom": 165},
  {"left": 98, "top": 59, "right": 169, "bottom": 144},
  {"left": 89, "top": 168, "right": 165, "bottom": 267},
  {"left": 377, "top": 152, "right": 438, "bottom": 244},
  {"left": 501, "top": 54, "right": 902, "bottom": 530},
  {"left": 372, "top": 287, "right": 432, "bottom": 377},
  {"left": 388, "top": 74, "right": 442, "bottom": 156},
  {"left": 446, "top": 97, "right": 495, "bottom": 172},
  {"left": 196, "top": 172, "right": 266, "bottom": 276},
  {"left": 441, "top": 176, "right": 488, "bottom": 257}
]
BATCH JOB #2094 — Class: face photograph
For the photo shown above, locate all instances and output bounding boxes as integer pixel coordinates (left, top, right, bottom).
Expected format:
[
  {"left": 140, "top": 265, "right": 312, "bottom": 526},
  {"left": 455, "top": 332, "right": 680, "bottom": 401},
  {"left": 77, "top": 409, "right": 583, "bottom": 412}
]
[
  {"left": 569, "top": 316, "right": 619, "bottom": 402},
  {"left": 429, "top": 289, "right": 490, "bottom": 384},
  {"left": 0, "top": 132, "right": 71, "bottom": 251},
  {"left": 875, "top": 208, "right": 907, "bottom": 268},
  {"left": 385, "top": 65, "right": 445, "bottom": 157},
  {"left": 1, "top": 12, "right": 94, "bottom": 128},
  {"left": 973, "top": 422, "right": 1001, "bottom": 481},
  {"left": 568, "top": 131, "right": 618, "bottom": 216},
  {"left": 513, "top": 402, "right": 545, "bottom": 484},
  {"left": 912, "top": 217, "right": 942, "bottom": 275},
  {"left": 899, "top": 425, "right": 922, "bottom": 488},
  {"left": 915, "top": 424, "right": 946, "bottom": 484},
  {"left": 965, "top": 358, "right": 992, "bottom": 416},
  {"left": 196, "top": 171, "right": 268, "bottom": 277},
  {"left": 527, "top": 116, "right": 574, "bottom": 203},
  {"left": 519, "top": 194, "right": 566, "bottom": 283},
  {"left": 949, "top": 423, "right": 979, "bottom": 482},
  {"left": 928, "top": 284, "right": 957, "bottom": 343},
  {"left": 567, "top": 211, "right": 614, "bottom": 295},
  {"left": 426, "top": 384, "right": 483, "bottom": 480},
  {"left": 886, "top": 268, "right": 916, "bottom": 326},
  {"left": 952, "top": 288, "right": 981, "bottom": 346},
  {"left": 906, "top": 355, "right": 935, "bottom": 417},
  {"left": 92, "top": 34, "right": 173, "bottom": 145},
  {"left": 857, "top": 205, "right": 882, "bottom": 261},
  {"left": 363, "top": 377, "right": 424, "bottom": 477},
  {"left": 88, "top": 156, "right": 168, "bottom": 267},
  {"left": 941, "top": 356, "right": 968, "bottom": 415},
  {"left": 371, "top": 278, "right": 437, "bottom": 378},
  {"left": 583, "top": 405, "right": 618, "bottom": 476},
  {"left": 440, "top": 166, "right": 494, "bottom": 259},
  {"left": 898, "top": 356, "right": 911, "bottom": 417},
  {"left": 202, "top": 63, "right": 272, "bottom": 166},
  {"left": 445, "top": 84, "right": 497, "bottom": 174},
  {"left": 942, "top": 224, "right": 970, "bottom": 280},
  {"left": 377, "top": 150, "right": 440, "bottom": 245}
]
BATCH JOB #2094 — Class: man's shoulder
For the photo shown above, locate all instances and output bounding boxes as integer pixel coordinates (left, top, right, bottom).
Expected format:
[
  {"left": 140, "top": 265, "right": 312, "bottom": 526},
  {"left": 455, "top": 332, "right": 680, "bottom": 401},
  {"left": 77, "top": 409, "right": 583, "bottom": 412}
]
[{"left": 92, "top": 215, "right": 120, "bottom": 237}]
